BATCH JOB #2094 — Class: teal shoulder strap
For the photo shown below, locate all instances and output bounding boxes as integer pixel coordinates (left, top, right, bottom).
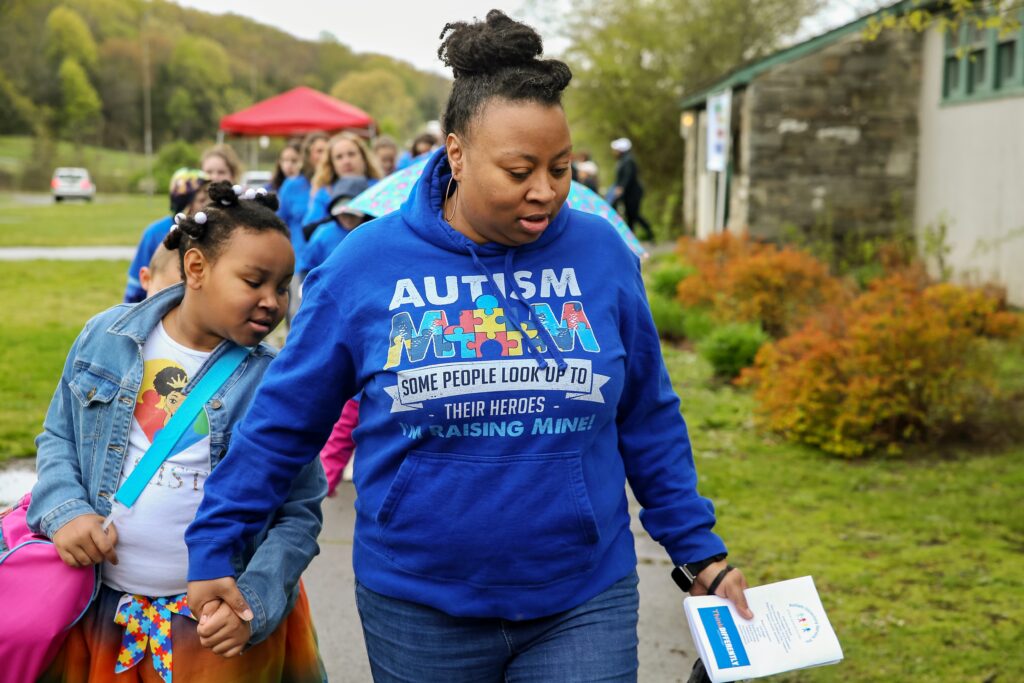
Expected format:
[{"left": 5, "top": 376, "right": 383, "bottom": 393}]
[{"left": 112, "top": 344, "right": 250, "bottom": 509}]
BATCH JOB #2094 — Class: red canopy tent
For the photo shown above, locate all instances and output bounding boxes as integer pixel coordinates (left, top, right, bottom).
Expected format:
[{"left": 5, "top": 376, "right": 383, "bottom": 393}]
[{"left": 219, "top": 86, "right": 374, "bottom": 136}]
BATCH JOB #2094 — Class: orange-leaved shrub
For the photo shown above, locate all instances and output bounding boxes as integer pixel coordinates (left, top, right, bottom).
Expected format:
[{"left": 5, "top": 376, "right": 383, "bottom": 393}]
[
  {"left": 676, "top": 232, "right": 848, "bottom": 337},
  {"left": 740, "top": 273, "right": 1017, "bottom": 457}
]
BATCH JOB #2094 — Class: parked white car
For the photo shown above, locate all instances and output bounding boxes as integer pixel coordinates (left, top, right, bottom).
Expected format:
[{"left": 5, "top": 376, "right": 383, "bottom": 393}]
[
  {"left": 241, "top": 170, "right": 272, "bottom": 190},
  {"left": 51, "top": 167, "right": 95, "bottom": 202}
]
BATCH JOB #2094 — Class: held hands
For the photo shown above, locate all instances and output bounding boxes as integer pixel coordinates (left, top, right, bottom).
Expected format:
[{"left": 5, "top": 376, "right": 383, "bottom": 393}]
[
  {"left": 188, "top": 577, "right": 254, "bottom": 658},
  {"left": 690, "top": 560, "right": 754, "bottom": 620},
  {"left": 52, "top": 514, "right": 118, "bottom": 568},
  {"left": 196, "top": 599, "right": 252, "bottom": 657}
]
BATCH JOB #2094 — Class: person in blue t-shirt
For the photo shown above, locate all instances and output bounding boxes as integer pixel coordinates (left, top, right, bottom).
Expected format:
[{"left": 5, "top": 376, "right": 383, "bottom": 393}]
[
  {"left": 278, "top": 132, "right": 328, "bottom": 322},
  {"left": 124, "top": 168, "right": 209, "bottom": 303},
  {"left": 186, "top": 11, "right": 753, "bottom": 681},
  {"left": 277, "top": 132, "right": 328, "bottom": 256}
]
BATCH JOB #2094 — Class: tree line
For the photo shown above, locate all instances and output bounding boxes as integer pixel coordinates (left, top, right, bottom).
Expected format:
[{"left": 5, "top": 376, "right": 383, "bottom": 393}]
[{"left": 0, "top": 0, "right": 451, "bottom": 149}]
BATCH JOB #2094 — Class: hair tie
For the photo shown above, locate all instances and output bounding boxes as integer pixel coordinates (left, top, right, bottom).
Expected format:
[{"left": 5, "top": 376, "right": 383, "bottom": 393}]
[
  {"left": 173, "top": 212, "right": 186, "bottom": 225},
  {"left": 243, "top": 187, "right": 257, "bottom": 200},
  {"left": 194, "top": 211, "right": 208, "bottom": 224}
]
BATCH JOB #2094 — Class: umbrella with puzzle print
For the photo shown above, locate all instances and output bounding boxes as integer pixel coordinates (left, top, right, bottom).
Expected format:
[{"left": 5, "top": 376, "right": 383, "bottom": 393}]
[{"left": 347, "top": 155, "right": 648, "bottom": 258}]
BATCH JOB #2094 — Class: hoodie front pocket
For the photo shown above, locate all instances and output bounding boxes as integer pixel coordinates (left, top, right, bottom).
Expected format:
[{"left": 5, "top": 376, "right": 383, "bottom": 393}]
[{"left": 376, "top": 450, "right": 600, "bottom": 588}]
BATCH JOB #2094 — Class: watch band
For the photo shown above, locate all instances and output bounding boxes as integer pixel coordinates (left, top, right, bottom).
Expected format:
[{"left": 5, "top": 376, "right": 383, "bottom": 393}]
[{"left": 670, "top": 553, "right": 728, "bottom": 593}]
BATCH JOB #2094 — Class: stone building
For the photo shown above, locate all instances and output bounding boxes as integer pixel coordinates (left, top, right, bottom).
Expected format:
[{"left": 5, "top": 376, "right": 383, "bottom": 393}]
[{"left": 681, "top": 0, "right": 1024, "bottom": 305}]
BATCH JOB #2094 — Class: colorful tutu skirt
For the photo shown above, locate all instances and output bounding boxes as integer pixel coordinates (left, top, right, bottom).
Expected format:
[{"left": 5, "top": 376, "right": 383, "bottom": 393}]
[{"left": 39, "top": 581, "right": 325, "bottom": 683}]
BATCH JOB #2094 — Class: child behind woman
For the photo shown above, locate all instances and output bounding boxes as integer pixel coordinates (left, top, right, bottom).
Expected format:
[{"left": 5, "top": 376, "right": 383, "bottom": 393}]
[{"left": 30, "top": 181, "right": 327, "bottom": 683}]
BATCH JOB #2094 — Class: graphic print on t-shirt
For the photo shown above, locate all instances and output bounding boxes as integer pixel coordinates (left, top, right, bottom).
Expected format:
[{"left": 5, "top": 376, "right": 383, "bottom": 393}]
[{"left": 134, "top": 358, "right": 210, "bottom": 451}]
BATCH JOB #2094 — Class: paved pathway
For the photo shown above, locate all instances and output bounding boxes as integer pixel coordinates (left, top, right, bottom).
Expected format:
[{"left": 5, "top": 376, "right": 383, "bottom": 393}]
[
  {"left": 307, "top": 484, "right": 699, "bottom": 682},
  {"left": 0, "top": 246, "right": 134, "bottom": 261}
]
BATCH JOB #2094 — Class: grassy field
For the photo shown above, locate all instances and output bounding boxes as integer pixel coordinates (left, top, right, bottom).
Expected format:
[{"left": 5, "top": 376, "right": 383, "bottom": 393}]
[
  {"left": 666, "top": 346, "right": 1023, "bottom": 682},
  {"left": 0, "top": 260, "right": 127, "bottom": 457},
  {"left": 0, "top": 135, "right": 151, "bottom": 193},
  {"left": 0, "top": 192, "right": 164, "bottom": 246},
  {"left": 1, "top": 259, "right": 1021, "bottom": 680}
]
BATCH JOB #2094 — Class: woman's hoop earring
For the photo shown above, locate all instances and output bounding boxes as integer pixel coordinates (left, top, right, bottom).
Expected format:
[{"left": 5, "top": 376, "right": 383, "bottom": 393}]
[{"left": 444, "top": 176, "right": 458, "bottom": 223}]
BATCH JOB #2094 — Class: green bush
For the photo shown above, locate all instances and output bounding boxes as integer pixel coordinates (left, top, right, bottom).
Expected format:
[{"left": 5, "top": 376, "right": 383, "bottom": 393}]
[
  {"left": 650, "top": 262, "right": 694, "bottom": 299},
  {"left": 649, "top": 293, "right": 687, "bottom": 340},
  {"left": 700, "top": 322, "right": 769, "bottom": 379},
  {"left": 681, "top": 307, "right": 716, "bottom": 342},
  {"left": 134, "top": 140, "right": 200, "bottom": 194}
]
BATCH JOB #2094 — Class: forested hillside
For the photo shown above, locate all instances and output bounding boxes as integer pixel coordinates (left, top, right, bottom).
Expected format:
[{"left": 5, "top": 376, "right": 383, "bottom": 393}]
[{"left": 0, "top": 0, "right": 451, "bottom": 149}]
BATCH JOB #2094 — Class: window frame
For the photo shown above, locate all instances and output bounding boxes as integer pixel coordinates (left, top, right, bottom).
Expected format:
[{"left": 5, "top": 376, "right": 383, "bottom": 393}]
[{"left": 942, "top": 12, "right": 1024, "bottom": 105}]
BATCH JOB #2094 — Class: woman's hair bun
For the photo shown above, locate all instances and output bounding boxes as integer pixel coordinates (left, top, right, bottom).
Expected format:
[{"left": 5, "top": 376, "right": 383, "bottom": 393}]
[
  {"left": 439, "top": 10, "right": 543, "bottom": 79},
  {"left": 207, "top": 180, "right": 239, "bottom": 207}
]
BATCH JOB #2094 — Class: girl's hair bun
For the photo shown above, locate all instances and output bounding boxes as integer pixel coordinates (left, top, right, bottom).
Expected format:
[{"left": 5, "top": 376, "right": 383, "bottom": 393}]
[
  {"left": 162, "top": 180, "right": 289, "bottom": 265},
  {"left": 251, "top": 187, "right": 280, "bottom": 212},
  {"left": 207, "top": 180, "right": 239, "bottom": 207},
  {"left": 439, "top": 10, "right": 543, "bottom": 79}
]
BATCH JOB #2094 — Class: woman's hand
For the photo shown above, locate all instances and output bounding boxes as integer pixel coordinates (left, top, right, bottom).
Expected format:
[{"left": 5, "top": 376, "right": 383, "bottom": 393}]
[
  {"left": 187, "top": 577, "right": 254, "bottom": 625},
  {"left": 690, "top": 560, "right": 753, "bottom": 620},
  {"left": 52, "top": 514, "right": 118, "bottom": 568},
  {"left": 196, "top": 599, "right": 251, "bottom": 657}
]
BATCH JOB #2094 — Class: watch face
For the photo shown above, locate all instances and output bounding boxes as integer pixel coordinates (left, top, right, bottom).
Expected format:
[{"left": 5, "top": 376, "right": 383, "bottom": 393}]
[{"left": 671, "top": 566, "right": 694, "bottom": 592}]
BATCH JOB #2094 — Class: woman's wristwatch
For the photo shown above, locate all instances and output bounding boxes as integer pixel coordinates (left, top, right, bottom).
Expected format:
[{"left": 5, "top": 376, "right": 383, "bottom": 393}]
[{"left": 671, "top": 553, "right": 728, "bottom": 593}]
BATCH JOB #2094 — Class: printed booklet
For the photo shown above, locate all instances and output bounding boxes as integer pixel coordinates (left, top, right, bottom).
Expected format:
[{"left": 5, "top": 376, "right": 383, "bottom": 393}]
[{"left": 683, "top": 576, "right": 843, "bottom": 682}]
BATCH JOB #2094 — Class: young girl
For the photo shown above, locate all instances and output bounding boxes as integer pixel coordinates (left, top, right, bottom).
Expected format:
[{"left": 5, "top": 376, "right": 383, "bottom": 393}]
[
  {"left": 278, "top": 132, "right": 328, "bottom": 323},
  {"left": 200, "top": 144, "right": 243, "bottom": 184},
  {"left": 277, "top": 131, "right": 328, "bottom": 251},
  {"left": 30, "top": 181, "right": 326, "bottom": 683},
  {"left": 300, "top": 131, "right": 381, "bottom": 232},
  {"left": 270, "top": 140, "right": 302, "bottom": 192}
]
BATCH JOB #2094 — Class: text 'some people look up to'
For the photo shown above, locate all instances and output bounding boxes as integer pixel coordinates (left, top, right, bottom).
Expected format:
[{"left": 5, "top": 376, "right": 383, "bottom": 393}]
[{"left": 185, "top": 9, "right": 752, "bottom": 682}]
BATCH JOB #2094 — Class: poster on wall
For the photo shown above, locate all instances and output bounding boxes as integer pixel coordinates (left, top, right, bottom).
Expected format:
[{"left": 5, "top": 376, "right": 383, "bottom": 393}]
[{"left": 706, "top": 89, "right": 731, "bottom": 173}]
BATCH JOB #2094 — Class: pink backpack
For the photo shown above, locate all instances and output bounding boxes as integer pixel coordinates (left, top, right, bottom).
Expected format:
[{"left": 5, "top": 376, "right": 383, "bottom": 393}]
[{"left": 0, "top": 493, "right": 96, "bottom": 682}]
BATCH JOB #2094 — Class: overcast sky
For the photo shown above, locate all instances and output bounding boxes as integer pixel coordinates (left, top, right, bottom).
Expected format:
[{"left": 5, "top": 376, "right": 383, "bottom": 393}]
[
  {"left": 174, "top": 1, "right": 563, "bottom": 75},
  {"left": 174, "top": 1, "right": 870, "bottom": 76}
]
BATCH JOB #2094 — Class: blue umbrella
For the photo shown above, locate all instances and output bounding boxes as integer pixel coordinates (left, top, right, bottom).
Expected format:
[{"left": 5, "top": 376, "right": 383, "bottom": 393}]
[{"left": 348, "top": 157, "right": 647, "bottom": 258}]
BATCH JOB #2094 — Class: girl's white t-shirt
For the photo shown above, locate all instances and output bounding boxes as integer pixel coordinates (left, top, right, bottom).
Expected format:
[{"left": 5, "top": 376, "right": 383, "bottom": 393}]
[{"left": 102, "top": 322, "right": 212, "bottom": 596}]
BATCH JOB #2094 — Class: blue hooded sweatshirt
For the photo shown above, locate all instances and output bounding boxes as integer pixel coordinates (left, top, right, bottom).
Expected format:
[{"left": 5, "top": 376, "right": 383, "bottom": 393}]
[{"left": 187, "top": 148, "right": 726, "bottom": 620}]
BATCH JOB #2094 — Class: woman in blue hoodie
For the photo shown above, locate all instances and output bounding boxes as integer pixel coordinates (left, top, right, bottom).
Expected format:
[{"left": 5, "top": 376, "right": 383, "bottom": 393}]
[{"left": 186, "top": 10, "right": 751, "bottom": 681}]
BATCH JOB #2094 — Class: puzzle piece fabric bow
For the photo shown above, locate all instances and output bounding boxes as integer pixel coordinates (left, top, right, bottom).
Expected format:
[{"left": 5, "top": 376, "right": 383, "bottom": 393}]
[{"left": 114, "top": 593, "right": 192, "bottom": 683}]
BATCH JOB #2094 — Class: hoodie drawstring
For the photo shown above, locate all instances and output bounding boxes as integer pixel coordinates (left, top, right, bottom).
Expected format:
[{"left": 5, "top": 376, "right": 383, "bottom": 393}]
[{"left": 464, "top": 244, "right": 567, "bottom": 371}]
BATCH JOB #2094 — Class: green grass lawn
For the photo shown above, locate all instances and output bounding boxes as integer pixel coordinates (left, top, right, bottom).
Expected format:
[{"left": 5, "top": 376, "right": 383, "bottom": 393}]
[
  {"left": 1, "top": 260, "right": 1021, "bottom": 681},
  {"left": 0, "top": 192, "right": 164, "bottom": 246},
  {"left": 0, "top": 260, "right": 127, "bottom": 458}
]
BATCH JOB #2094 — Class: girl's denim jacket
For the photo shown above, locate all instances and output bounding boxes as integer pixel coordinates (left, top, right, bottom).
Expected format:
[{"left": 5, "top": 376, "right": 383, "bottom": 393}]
[{"left": 25, "top": 284, "right": 326, "bottom": 644}]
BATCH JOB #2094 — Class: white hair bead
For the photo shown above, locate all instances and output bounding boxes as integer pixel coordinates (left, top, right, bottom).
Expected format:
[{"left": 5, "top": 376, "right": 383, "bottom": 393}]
[
  {"left": 232, "top": 184, "right": 243, "bottom": 195},
  {"left": 173, "top": 212, "right": 186, "bottom": 225},
  {"left": 194, "top": 211, "right": 208, "bottom": 224},
  {"left": 243, "top": 188, "right": 257, "bottom": 200},
  {"left": 256, "top": 187, "right": 268, "bottom": 196}
]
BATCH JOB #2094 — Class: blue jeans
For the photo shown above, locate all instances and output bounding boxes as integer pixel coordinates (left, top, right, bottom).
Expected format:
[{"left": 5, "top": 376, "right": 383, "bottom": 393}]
[{"left": 355, "top": 570, "right": 640, "bottom": 682}]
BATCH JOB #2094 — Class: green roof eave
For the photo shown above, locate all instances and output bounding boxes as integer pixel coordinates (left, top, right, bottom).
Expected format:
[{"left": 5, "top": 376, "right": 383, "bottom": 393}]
[{"left": 680, "top": 0, "right": 921, "bottom": 109}]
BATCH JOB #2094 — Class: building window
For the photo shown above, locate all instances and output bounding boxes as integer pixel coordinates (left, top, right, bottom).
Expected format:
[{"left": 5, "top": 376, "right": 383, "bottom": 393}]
[
  {"left": 942, "top": 13, "right": 1024, "bottom": 103},
  {"left": 997, "top": 39, "right": 1017, "bottom": 86}
]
